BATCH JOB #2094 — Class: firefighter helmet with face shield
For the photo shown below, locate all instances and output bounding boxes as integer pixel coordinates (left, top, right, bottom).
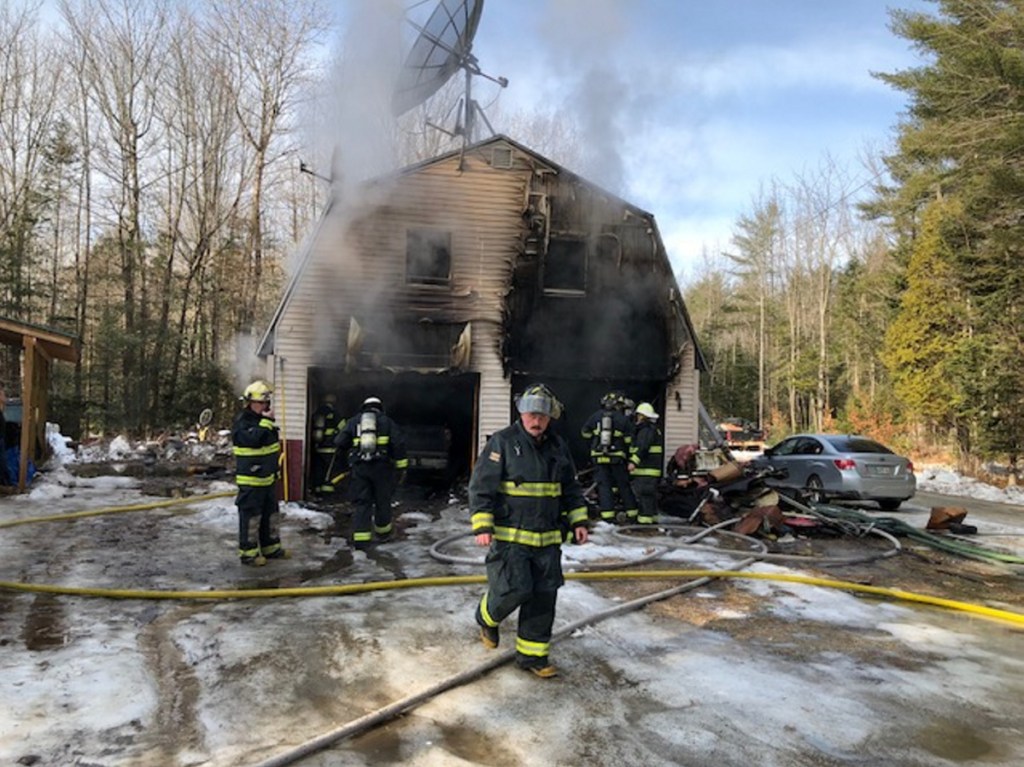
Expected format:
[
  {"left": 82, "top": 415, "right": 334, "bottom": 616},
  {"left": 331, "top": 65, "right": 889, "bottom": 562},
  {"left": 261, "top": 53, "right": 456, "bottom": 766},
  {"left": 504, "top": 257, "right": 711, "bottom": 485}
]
[
  {"left": 600, "top": 391, "right": 619, "bottom": 410},
  {"left": 635, "top": 402, "right": 659, "bottom": 421},
  {"left": 517, "top": 383, "right": 562, "bottom": 419},
  {"left": 362, "top": 396, "right": 383, "bottom": 412},
  {"left": 242, "top": 380, "right": 273, "bottom": 403}
]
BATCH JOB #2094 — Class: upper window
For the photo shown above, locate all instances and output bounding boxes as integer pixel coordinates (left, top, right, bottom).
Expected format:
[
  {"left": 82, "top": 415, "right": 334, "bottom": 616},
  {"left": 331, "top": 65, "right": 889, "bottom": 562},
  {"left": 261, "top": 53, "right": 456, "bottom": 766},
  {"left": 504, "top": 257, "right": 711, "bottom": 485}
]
[
  {"left": 406, "top": 229, "right": 451, "bottom": 286},
  {"left": 543, "top": 238, "right": 586, "bottom": 295}
]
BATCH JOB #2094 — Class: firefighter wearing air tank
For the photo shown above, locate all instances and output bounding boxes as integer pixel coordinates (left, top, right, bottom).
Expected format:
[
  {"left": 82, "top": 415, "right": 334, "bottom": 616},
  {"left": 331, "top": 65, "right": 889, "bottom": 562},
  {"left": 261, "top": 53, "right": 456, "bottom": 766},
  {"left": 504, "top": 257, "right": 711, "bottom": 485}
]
[
  {"left": 334, "top": 397, "right": 408, "bottom": 549},
  {"left": 581, "top": 392, "right": 639, "bottom": 523},
  {"left": 232, "top": 380, "right": 289, "bottom": 566},
  {"left": 629, "top": 402, "right": 663, "bottom": 525},
  {"left": 470, "top": 383, "right": 589, "bottom": 678},
  {"left": 309, "top": 393, "right": 342, "bottom": 495}
]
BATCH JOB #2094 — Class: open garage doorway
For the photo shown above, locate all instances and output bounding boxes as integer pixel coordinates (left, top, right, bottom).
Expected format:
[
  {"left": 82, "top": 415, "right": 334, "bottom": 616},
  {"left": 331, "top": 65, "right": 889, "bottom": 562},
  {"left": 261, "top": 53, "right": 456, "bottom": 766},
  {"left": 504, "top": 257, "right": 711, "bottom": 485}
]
[{"left": 308, "top": 369, "right": 478, "bottom": 491}]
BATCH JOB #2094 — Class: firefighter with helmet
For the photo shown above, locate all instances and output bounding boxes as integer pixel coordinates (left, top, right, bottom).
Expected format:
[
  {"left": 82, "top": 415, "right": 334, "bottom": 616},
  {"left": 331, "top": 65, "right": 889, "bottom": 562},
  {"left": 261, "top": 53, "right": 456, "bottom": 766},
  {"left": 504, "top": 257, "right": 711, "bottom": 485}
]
[
  {"left": 231, "top": 380, "right": 289, "bottom": 566},
  {"left": 629, "top": 402, "right": 663, "bottom": 525},
  {"left": 470, "top": 383, "right": 589, "bottom": 678},
  {"left": 581, "top": 391, "right": 638, "bottom": 523},
  {"left": 334, "top": 396, "right": 408, "bottom": 549},
  {"left": 309, "top": 393, "right": 343, "bottom": 496}
]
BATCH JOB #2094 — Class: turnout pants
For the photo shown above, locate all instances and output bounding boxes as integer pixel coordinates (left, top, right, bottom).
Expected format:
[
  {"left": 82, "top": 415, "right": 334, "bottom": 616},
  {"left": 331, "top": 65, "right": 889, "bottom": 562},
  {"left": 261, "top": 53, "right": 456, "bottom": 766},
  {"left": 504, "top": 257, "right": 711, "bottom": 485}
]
[
  {"left": 632, "top": 475, "right": 659, "bottom": 524},
  {"left": 236, "top": 485, "right": 283, "bottom": 558},
  {"left": 477, "top": 541, "right": 563, "bottom": 669},
  {"left": 350, "top": 459, "right": 395, "bottom": 546},
  {"left": 595, "top": 462, "right": 638, "bottom": 521}
]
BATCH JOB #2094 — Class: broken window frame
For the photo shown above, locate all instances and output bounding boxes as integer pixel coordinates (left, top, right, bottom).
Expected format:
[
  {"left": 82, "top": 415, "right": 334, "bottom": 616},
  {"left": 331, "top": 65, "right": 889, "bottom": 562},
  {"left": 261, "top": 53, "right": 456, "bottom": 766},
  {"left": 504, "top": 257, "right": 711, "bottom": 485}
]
[
  {"left": 406, "top": 228, "right": 452, "bottom": 286},
  {"left": 542, "top": 236, "right": 587, "bottom": 296}
]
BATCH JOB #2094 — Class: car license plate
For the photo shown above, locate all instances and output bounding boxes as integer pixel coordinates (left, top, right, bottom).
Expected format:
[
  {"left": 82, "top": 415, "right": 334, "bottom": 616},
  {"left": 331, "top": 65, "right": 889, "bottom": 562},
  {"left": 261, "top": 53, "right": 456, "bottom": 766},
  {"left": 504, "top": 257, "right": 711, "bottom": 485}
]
[{"left": 867, "top": 465, "right": 894, "bottom": 477}]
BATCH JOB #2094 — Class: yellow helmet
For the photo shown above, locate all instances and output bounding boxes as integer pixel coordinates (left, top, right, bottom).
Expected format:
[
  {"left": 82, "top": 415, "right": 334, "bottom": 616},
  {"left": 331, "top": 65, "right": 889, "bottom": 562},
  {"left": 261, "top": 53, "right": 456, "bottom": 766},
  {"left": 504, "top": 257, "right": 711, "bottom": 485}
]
[
  {"left": 635, "top": 402, "right": 659, "bottom": 421},
  {"left": 243, "top": 380, "right": 273, "bottom": 403}
]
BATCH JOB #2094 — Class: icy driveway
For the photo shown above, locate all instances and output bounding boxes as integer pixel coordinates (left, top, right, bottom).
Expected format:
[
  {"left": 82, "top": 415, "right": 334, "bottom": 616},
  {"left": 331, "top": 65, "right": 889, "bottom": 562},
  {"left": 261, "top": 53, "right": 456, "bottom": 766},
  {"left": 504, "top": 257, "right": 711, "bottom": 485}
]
[{"left": 1, "top": 468, "right": 1022, "bottom": 766}]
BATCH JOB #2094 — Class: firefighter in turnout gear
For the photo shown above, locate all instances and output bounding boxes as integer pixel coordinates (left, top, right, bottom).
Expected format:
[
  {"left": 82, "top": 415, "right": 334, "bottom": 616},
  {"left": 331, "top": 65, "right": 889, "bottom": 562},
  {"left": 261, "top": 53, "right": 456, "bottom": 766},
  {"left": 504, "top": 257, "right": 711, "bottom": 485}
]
[
  {"left": 581, "top": 392, "right": 638, "bottom": 523},
  {"left": 232, "top": 380, "right": 289, "bottom": 566},
  {"left": 334, "top": 397, "right": 408, "bottom": 549},
  {"left": 309, "top": 393, "right": 343, "bottom": 495},
  {"left": 629, "top": 402, "right": 663, "bottom": 525},
  {"left": 470, "top": 383, "right": 589, "bottom": 679}
]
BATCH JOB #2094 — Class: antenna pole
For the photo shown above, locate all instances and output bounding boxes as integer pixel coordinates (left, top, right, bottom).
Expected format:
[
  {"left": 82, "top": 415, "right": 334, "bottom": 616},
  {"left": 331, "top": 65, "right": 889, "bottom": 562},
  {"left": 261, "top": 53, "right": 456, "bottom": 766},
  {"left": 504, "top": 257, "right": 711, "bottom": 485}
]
[{"left": 463, "top": 65, "right": 475, "bottom": 144}]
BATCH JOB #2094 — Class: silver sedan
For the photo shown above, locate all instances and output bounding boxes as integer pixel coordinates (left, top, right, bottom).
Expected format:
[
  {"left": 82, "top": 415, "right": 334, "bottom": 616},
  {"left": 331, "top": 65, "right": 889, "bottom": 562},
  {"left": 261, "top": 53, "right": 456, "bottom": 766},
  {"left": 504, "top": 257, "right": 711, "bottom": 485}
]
[{"left": 751, "top": 433, "right": 916, "bottom": 510}]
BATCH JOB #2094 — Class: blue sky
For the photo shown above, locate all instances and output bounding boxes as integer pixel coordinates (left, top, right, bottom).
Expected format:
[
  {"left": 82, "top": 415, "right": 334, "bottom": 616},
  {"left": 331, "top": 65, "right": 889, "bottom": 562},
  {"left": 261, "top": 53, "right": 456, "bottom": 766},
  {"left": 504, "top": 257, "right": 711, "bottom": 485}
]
[{"left": 454, "top": 0, "right": 934, "bottom": 279}]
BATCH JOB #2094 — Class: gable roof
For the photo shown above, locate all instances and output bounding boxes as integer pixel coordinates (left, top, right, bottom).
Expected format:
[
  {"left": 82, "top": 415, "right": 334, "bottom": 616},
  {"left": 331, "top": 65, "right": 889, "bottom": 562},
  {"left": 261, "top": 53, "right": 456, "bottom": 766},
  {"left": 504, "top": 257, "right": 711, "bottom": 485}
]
[{"left": 258, "top": 134, "right": 705, "bottom": 370}]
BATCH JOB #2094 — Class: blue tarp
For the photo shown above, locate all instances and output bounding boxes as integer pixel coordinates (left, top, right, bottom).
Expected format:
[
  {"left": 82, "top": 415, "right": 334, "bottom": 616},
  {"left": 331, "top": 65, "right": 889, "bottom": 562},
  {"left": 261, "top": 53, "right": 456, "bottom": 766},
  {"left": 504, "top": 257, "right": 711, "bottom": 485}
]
[{"left": 4, "top": 447, "right": 35, "bottom": 485}]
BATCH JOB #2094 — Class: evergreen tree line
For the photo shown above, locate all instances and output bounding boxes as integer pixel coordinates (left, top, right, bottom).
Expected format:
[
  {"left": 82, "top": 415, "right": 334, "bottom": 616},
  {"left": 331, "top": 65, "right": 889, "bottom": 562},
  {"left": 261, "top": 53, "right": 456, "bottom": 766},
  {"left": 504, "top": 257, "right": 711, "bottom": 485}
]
[{"left": 689, "top": 0, "right": 1024, "bottom": 476}]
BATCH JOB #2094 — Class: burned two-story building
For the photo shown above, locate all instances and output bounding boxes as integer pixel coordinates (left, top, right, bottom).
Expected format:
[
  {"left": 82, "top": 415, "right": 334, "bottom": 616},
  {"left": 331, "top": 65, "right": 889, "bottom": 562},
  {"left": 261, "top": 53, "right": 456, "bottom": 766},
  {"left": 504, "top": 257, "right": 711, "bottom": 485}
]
[{"left": 257, "top": 134, "right": 705, "bottom": 499}]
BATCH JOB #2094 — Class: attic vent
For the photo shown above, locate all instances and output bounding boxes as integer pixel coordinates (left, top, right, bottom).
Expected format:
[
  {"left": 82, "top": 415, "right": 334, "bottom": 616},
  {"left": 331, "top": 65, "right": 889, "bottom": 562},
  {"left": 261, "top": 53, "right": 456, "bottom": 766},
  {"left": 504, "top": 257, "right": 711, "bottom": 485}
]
[{"left": 491, "top": 146, "right": 514, "bottom": 169}]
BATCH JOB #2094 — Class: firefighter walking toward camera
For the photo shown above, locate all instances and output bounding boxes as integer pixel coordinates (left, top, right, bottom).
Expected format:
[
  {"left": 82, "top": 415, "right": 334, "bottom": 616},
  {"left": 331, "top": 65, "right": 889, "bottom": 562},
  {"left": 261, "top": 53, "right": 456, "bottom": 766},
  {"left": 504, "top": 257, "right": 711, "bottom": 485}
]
[
  {"left": 629, "top": 402, "right": 663, "bottom": 525},
  {"left": 232, "top": 380, "right": 289, "bottom": 566},
  {"left": 334, "top": 397, "right": 408, "bottom": 549},
  {"left": 470, "top": 383, "right": 589, "bottom": 679},
  {"left": 581, "top": 392, "right": 638, "bottom": 523},
  {"left": 310, "top": 393, "right": 343, "bottom": 495}
]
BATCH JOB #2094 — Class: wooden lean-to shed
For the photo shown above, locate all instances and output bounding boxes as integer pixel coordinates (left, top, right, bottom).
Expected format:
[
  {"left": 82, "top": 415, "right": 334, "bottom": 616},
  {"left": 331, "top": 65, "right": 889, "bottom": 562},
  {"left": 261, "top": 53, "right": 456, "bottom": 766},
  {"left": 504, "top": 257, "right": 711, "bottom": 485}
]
[
  {"left": 257, "top": 135, "right": 706, "bottom": 500},
  {"left": 0, "top": 317, "right": 81, "bottom": 492}
]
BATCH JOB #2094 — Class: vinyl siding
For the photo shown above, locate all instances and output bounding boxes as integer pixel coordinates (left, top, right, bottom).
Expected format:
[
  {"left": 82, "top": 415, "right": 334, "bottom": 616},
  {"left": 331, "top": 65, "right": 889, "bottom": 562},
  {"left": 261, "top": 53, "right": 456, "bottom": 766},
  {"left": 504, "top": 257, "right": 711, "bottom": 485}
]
[{"left": 662, "top": 342, "right": 700, "bottom": 466}]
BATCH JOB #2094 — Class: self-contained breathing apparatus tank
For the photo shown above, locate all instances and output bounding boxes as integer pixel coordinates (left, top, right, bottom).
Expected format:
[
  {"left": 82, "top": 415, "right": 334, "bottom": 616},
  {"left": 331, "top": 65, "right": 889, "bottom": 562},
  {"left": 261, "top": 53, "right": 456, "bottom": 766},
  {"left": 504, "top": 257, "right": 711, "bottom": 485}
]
[
  {"left": 599, "top": 411, "right": 614, "bottom": 451},
  {"left": 598, "top": 392, "right": 619, "bottom": 452},
  {"left": 357, "top": 410, "right": 378, "bottom": 459}
]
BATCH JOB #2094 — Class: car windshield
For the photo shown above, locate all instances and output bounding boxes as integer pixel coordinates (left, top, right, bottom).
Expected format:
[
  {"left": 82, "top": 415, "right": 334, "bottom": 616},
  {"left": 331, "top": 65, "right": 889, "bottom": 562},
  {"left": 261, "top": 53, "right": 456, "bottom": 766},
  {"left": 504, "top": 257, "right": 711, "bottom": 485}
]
[{"left": 824, "top": 436, "right": 893, "bottom": 454}]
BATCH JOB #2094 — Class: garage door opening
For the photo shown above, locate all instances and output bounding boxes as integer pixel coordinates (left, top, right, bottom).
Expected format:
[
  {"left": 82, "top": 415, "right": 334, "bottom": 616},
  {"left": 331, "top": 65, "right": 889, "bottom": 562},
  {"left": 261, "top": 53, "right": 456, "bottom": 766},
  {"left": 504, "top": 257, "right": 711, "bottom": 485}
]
[{"left": 308, "top": 369, "right": 478, "bottom": 492}]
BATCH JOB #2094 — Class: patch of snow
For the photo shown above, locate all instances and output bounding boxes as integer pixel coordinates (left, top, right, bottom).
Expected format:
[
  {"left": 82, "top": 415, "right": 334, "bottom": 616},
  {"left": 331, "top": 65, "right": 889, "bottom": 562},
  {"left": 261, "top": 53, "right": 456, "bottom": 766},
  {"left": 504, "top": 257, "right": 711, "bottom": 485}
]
[{"left": 917, "top": 463, "right": 1024, "bottom": 506}]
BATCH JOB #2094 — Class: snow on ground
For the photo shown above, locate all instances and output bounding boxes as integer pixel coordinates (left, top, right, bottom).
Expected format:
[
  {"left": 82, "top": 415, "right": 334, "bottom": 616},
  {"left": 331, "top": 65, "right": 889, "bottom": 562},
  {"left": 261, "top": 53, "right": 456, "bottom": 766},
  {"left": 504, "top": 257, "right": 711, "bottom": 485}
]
[
  {"left": 917, "top": 464, "right": 1024, "bottom": 506},
  {"left": 1, "top": 433, "right": 1022, "bottom": 766}
]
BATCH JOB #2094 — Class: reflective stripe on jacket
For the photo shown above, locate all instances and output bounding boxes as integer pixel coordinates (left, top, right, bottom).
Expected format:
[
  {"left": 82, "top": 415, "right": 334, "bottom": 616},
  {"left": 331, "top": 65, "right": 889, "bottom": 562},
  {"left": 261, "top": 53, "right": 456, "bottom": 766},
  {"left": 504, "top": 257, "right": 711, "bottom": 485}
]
[
  {"left": 312, "top": 405, "right": 342, "bottom": 453},
  {"left": 629, "top": 420, "right": 663, "bottom": 478},
  {"left": 334, "top": 411, "right": 409, "bottom": 470},
  {"left": 232, "top": 409, "right": 280, "bottom": 488},
  {"left": 469, "top": 420, "right": 588, "bottom": 546},
  {"left": 581, "top": 409, "right": 634, "bottom": 462}
]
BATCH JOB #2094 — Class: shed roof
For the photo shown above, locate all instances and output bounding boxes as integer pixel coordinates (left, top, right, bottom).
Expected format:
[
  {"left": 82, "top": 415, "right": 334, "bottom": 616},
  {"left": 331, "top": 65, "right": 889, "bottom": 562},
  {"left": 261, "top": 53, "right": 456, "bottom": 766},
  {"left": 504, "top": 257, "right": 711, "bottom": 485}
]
[{"left": 0, "top": 317, "right": 80, "bottom": 363}]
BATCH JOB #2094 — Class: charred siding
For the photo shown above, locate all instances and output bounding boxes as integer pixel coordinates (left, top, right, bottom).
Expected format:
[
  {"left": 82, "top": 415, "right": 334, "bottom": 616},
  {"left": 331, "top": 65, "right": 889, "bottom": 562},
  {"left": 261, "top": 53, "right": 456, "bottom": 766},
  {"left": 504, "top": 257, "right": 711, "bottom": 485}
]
[
  {"left": 507, "top": 175, "right": 674, "bottom": 381},
  {"left": 261, "top": 135, "right": 703, "bottom": 491}
]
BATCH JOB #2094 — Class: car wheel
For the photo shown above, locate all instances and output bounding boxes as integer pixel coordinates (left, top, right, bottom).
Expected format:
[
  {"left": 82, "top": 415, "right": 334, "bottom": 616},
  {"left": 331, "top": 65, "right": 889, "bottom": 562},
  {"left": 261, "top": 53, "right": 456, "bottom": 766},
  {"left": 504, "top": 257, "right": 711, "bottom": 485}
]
[
  {"left": 877, "top": 499, "right": 901, "bottom": 511},
  {"left": 805, "top": 475, "right": 825, "bottom": 505}
]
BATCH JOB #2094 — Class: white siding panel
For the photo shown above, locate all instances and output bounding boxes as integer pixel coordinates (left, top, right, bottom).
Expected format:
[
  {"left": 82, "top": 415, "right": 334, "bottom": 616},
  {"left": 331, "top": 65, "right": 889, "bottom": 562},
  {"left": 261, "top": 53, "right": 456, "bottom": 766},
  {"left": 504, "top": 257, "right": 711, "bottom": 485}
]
[
  {"left": 662, "top": 344, "right": 700, "bottom": 464},
  {"left": 471, "top": 319, "right": 511, "bottom": 454}
]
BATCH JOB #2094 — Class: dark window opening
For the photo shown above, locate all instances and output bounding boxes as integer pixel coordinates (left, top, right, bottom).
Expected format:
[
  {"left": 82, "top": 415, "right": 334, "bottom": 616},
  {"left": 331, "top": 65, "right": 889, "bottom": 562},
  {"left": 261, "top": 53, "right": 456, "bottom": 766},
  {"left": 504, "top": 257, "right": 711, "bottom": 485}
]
[
  {"left": 406, "top": 229, "right": 451, "bottom": 286},
  {"left": 543, "top": 238, "right": 586, "bottom": 294}
]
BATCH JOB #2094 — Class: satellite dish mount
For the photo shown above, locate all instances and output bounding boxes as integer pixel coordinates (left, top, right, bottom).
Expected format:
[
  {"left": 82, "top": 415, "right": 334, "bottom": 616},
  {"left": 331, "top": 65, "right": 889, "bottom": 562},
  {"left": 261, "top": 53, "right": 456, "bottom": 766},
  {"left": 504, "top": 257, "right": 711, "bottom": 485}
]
[{"left": 393, "top": 0, "right": 506, "bottom": 145}]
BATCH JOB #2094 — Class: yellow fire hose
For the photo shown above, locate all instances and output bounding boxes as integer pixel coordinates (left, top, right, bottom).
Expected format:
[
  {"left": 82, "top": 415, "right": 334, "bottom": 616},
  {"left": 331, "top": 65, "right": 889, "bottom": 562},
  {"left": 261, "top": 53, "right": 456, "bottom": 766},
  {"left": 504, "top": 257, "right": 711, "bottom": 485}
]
[
  {"left": 0, "top": 492, "right": 1021, "bottom": 629},
  {"left": 0, "top": 569, "right": 1020, "bottom": 626},
  {"left": 277, "top": 356, "right": 289, "bottom": 501}
]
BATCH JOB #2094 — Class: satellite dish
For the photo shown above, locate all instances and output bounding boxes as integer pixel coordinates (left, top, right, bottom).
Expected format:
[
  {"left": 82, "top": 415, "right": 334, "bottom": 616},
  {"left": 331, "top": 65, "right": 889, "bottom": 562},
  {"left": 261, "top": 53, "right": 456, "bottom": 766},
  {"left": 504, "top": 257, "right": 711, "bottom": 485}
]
[{"left": 393, "top": 0, "right": 506, "bottom": 143}]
